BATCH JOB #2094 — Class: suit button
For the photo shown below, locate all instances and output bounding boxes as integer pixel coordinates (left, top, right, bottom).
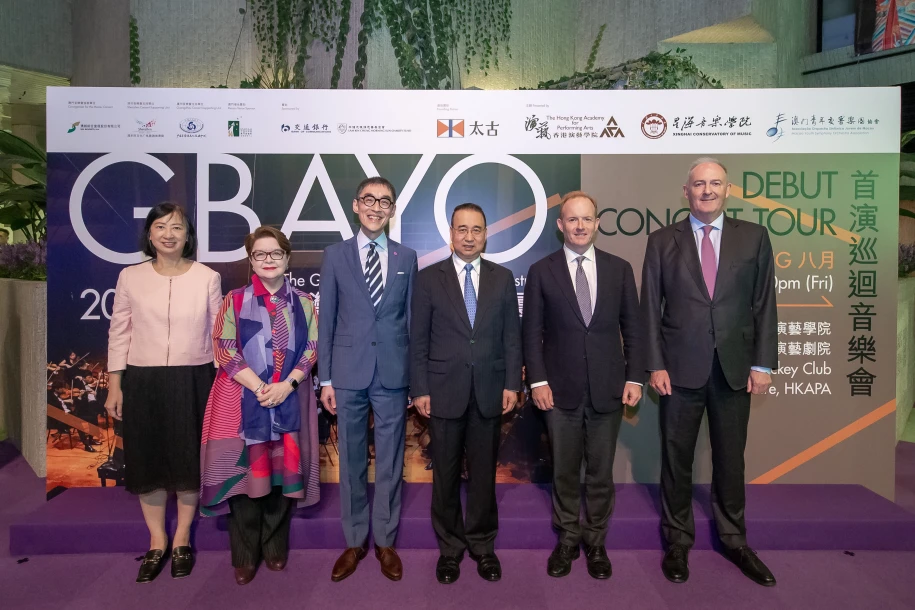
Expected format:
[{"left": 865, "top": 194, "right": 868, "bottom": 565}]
[
  {"left": 371, "top": 341, "right": 376, "bottom": 346},
  {"left": 708, "top": 329, "right": 713, "bottom": 335},
  {"left": 470, "top": 339, "right": 475, "bottom": 344}
]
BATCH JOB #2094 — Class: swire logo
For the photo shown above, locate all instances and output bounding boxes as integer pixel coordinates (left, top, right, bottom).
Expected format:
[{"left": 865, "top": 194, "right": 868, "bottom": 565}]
[{"left": 437, "top": 119, "right": 464, "bottom": 138}]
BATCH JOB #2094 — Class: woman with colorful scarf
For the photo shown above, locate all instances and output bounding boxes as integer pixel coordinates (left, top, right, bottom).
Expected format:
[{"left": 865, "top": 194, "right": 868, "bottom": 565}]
[{"left": 199, "top": 226, "right": 320, "bottom": 585}]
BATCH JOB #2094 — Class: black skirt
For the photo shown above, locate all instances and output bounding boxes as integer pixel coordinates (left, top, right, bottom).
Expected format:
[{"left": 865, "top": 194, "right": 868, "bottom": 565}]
[{"left": 122, "top": 363, "right": 215, "bottom": 495}]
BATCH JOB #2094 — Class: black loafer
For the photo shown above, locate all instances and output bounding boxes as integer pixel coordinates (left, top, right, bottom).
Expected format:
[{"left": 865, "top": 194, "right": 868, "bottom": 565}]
[
  {"left": 547, "top": 543, "right": 580, "bottom": 577},
  {"left": 661, "top": 544, "right": 689, "bottom": 584},
  {"left": 436, "top": 555, "right": 461, "bottom": 584},
  {"left": 470, "top": 552, "right": 501, "bottom": 582},
  {"left": 583, "top": 545, "right": 612, "bottom": 580},
  {"left": 725, "top": 546, "right": 776, "bottom": 587},
  {"left": 136, "top": 549, "right": 167, "bottom": 583},
  {"left": 171, "top": 546, "right": 194, "bottom": 579}
]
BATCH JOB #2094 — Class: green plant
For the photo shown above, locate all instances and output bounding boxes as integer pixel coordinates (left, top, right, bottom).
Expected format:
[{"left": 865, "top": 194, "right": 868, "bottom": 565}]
[
  {"left": 0, "top": 131, "right": 46, "bottom": 243},
  {"left": 531, "top": 47, "right": 721, "bottom": 91},
  {"left": 248, "top": 0, "right": 341, "bottom": 89},
  {"left": 585, "top": 24, "right": 606, "bottom": 73},
  {"left": 330, "top": 0, "right": 352, "bottom": 88},
  {"left": 129, "top": 16, "right": 141, "bottom": 85}
]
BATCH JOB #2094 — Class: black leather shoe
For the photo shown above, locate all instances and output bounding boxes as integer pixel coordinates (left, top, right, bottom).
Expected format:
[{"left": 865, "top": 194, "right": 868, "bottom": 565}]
[
  {"left": 436, "top": 555, "right": 461, "bottom": 584},
  {"left": 470, "top": 552, "right": 501, "bottom": 582},
  {"left": 88, "top": 438, "right": 103, "bottom": 446},
  {"left": 661, "top": 544, "right": 689, "bottom": 584},
  {"left": 82, "top": 444, "right": 97, "bottom": 452},
  {"left": 547, "top": 543, "right": 580, "bottom": 577},
  {"left": 170, "top": 546, "right": 194, "bottom": 579},
  {"left": 725, "top": 546, "right": 776, "bottom": 587},
  {"left": 136, "top": 549, "right": 167, "bottom": 583},
  {"left": 583, "top": 545, "right": 612, "bottom": 580}
]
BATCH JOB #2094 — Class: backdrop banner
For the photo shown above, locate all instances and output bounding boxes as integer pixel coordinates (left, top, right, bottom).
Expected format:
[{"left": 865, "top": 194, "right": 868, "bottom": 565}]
[{"left": 46, "top": 87, "right": 900, "bottom": 498}]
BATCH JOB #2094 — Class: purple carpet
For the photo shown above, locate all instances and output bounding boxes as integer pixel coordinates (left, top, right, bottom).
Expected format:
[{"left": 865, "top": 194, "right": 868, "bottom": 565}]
[
  {"left": 2, "top": 441, "right": 915, "bottom": 609},
  {"left": 10, "top": 480, "right": 915, "bottom": 555}
]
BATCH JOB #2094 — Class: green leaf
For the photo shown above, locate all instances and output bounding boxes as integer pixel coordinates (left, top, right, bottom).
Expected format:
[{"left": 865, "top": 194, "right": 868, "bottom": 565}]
[
  {"left": 0, "top": 185, "right": 45, "bottom": 203},
  {"left": 0, "top": 131, "right": 45, "bottom": 163},
  {"left": 13, "top": 165, "right": 46, "bottom": 186},
  {"left": 900, "top": 208, "right": 915, "bottom": 219},
  {"left": 901, "top": 185, "right": 915, "bottom": 201}
]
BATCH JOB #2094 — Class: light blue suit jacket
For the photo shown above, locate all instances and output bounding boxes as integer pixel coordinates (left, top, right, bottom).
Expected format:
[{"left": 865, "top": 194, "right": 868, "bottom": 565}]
[{"left": 318, "top": 235, "right": 417, "bottom": 391}]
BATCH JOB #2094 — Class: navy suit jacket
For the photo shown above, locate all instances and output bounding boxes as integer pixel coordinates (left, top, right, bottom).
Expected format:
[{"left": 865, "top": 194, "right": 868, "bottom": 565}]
[{"left": 318, "top": 235, "right": 418, "bottom": 391}]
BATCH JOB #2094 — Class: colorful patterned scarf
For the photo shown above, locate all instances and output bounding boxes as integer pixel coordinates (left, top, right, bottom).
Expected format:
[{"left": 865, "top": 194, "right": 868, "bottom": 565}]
[{"left": 236, "top": 277, "right": 307, "bottom": 442}]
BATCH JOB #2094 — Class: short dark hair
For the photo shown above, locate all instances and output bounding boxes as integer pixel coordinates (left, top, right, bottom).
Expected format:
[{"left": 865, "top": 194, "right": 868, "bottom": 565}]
[
  {"left": 451, "top": 202, "right": 486, "bottom": 227},
  {"left": 141, "top": 203, "right": 197, "bottom": 258},
  {"left": 356, "top": 176, "right": 397, "bottom": 201},
  {"left": 0, "top": 228, "right": 9, "bottom": 237},
  {"left": 244, "top": 226, "right": 293, "bottom": 258}
]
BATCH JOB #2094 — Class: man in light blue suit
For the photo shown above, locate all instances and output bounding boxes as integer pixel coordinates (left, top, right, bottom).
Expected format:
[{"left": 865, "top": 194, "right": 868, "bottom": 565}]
[{"left": 319, "top": 176, "right": 418, "bottom": 582}]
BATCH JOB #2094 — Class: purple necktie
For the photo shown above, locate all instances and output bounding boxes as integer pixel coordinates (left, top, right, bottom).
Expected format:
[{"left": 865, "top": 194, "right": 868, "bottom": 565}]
[{"left": 701, "top": 225, "right": 716, "bottom": 298}]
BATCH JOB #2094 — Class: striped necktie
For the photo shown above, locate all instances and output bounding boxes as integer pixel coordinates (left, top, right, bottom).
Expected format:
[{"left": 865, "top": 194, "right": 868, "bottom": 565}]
[
  {"left": 575, "top": 255, "right": 592, "bottom": 326},
  {"left": 365, "top": 242, "right": 383, "bottom": 309}
]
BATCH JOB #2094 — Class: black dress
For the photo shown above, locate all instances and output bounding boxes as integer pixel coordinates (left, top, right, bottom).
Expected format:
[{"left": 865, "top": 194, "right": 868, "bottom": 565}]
[{"left": 122, "top": 364, "right": 215, "bottom": 494}]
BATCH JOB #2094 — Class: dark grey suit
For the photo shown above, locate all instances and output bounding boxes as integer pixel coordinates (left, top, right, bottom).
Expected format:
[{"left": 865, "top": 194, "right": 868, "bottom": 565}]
[
  {"left": 523, "top": 247, "right": 646, "bottom": 547},
  {"left": 410, "top": 256, "right": 522, "bottom": 556},
  {"left": 641, "top": 215, "right": 777, "bottom": 549}
]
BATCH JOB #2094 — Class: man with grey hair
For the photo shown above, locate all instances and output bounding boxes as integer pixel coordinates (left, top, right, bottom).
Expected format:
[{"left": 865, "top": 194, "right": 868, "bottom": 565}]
[{"left": 641, "top": 157, "right": 778, "bottom": 586}]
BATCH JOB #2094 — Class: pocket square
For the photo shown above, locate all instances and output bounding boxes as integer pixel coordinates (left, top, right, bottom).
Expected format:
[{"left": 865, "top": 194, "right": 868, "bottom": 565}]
[{"left": 397, "top": 271, "right": 405, "bottom": 274}]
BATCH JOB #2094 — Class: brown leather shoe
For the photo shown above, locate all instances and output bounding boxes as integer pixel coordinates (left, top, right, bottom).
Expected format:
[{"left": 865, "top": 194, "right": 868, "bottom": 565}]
[
  {"left": 265, "top": 557, "right": 287, "bottom": 572},
  {"left": 331, "top": 547, "right": 368, "bottom": 582},
  {"left": 375, "top": 546, "right": 403, "bottom": 581},
  {"left": 234, "top": 566, "right": 256, "bottom": 585}
]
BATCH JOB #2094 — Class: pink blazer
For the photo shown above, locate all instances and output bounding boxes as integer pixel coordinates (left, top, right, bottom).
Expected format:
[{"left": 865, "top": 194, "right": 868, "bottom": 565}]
[{"left": 107, "top": 261, "right": 223, "bottom": 370}]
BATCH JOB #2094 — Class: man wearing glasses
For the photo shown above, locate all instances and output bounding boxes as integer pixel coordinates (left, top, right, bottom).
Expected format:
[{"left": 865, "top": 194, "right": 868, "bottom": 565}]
[{"left": 318, "top": 177, "right": 418, "bottom": 582}]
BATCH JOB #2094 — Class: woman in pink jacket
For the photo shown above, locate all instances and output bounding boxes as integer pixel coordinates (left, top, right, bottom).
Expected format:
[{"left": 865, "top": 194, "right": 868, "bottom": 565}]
[{"left": 105, "top": 203, "right": 222, "bottom": 583}]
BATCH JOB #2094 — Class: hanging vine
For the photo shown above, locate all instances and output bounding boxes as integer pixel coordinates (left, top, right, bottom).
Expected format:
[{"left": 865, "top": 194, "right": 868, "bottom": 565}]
[
  {"left": 129, "top": 16, "right": 141, "bottom": 85},
  {"left": 248, "top": 0, "right": 340, "bottom": 88},
  {"left": 356, "top": 0, "right": 511, "bottom": 89},
  {"left": 330, "top": 0, "right": 352, "bottom": 88}
]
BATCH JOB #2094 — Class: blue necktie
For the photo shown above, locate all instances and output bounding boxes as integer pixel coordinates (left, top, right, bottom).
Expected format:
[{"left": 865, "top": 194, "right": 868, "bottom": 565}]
[{"left": 463, "top": 263, "right": 477, "bottom": 327}]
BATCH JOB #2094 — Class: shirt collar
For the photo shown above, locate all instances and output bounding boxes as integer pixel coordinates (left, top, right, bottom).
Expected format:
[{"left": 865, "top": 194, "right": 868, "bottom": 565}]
[
  {"left": 251, "top": 273, "right": 287, "bottom": 299},
  {"left": 563, "top": 244, "right": 596, "bottom": 264},
  {"left": 453, "top": 253, "right": 482, "bottom": 273},
  {"left": 357, "top": 229, "right": 388, "bottom": 251},
  {"left": 689, "top": 212, "right": 725, "bottom": 233}
]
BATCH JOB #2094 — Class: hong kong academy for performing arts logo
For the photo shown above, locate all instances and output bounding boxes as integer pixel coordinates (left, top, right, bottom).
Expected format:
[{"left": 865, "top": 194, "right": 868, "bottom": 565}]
[{"left": 641, "top": 113, "right": 667, "bottom": 139}]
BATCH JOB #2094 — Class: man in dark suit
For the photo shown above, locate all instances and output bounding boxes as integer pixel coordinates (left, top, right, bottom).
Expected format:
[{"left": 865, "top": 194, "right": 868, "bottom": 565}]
[
  {"left": 523, "top": 191, "right": 645, "bottom": 580},
  {"left": 410, "top": 203, "right": 522, "bottom": 584},
  {"left": 641, "top": 158, "right": 778, "bottom": 587},
  {"left": 319, "top": 176, "right": 418, "bottom": 582}
]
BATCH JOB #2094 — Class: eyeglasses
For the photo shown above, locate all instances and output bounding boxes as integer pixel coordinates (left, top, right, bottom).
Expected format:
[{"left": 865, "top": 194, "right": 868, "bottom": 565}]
[
  {"left": 251, "top": 250, "right": 286, "bottom": 261},
  {"left": 452, "top": 227, "right": 484, "bottom": 237},
  {"left": 358, "top": 195, "right": 394, "bottom": 209}
]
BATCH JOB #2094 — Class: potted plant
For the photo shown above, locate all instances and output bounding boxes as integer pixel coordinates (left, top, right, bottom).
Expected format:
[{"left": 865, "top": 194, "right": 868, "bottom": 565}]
[{"left": 0, "top": 130, "right": 47, "bottom": 471}]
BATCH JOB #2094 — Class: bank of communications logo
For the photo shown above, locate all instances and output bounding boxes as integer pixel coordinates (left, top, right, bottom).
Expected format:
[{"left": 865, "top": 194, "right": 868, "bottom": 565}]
[
  {"left": 600, "top": 117, "right": 624, "bottom": 138},
  {"left": 641, "top": 113, "right": 667, "bottom": 139},
  {"left": 437, "top": 119, "right": 464, "bottom": 138}
]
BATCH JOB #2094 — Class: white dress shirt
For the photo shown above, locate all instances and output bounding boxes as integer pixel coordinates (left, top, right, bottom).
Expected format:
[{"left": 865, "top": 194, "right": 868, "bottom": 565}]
[
  {"left": 531, "top": 244, "right": 641, "bottom": 389},
  {"left": 453, "top": 254, "right": 481, "bottom": 298},
  {"left": 357, "top": 229, "right": 388, "bottom": 285},
  {"left": 688, "top": 212, "right": 771, "bottom": 375}
]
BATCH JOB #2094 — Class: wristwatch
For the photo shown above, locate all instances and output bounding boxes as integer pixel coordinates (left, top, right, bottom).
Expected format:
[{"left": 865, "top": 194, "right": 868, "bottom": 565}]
[{"left": 285, "top": 376, "right": 299, "bottom": 390}]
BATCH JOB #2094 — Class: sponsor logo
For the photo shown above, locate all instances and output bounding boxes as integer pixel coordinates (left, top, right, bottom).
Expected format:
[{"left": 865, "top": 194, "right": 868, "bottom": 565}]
[
  {"left": 228, "top": 120, "right": 253, "bottom": 137},
  {"left": 337, "top": 123, "right": 411, "bottom": 134},
  {"left": 180, "top": 118, "right": 204, "bottom": 134},
  {"left": 766, "top": 113, "right": 786, "bottom": 142},
  {"left": 600, "top": 117, "right": 624, "bottom": 138},
  {"left": 337, "top": 123, "right": 347, "bottom": 134},
  {"left": 281, "top": 122, "right": 331, "bottom": 134},
  {"left": 66, "top": 121, "right": 120, "bottom": 133},
  {"left": 437, "top": 119, "right": 464, "bottom": 138},
  {"left": 129, "top": 119, "right": 163, "bottom": 139},
  {"left": 641, "top": 113, "right": 667, "bottom": 139},
  {"left": 670, "top": 115, "right": 753, "bottom": 137}
]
